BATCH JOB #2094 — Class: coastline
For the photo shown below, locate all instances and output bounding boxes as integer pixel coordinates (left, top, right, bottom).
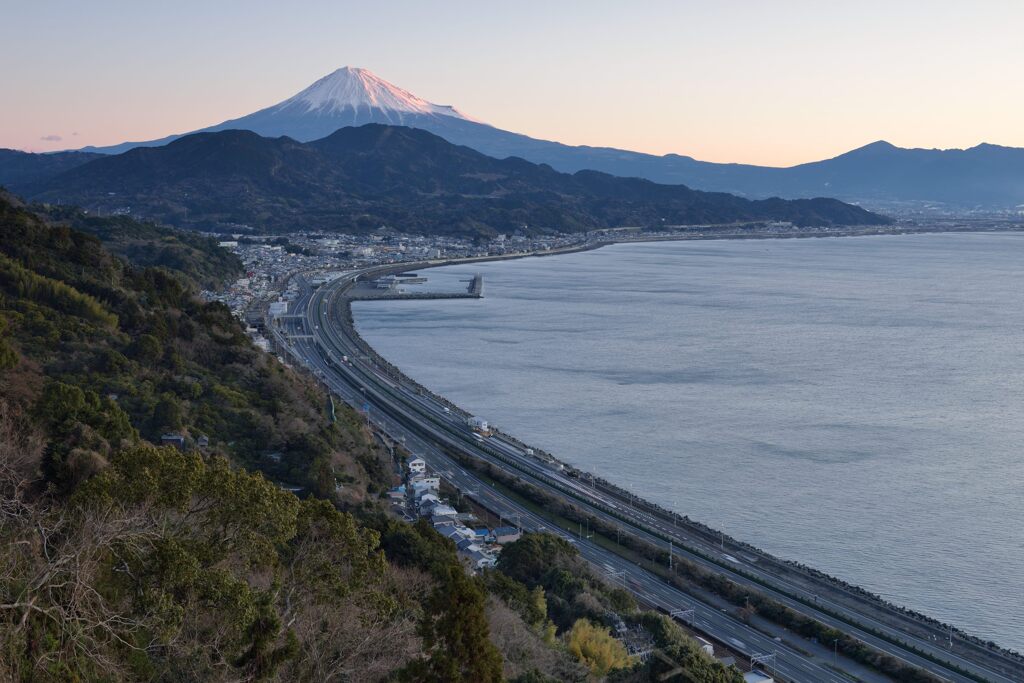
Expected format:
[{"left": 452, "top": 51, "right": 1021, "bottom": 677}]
[
  {"left": 336, "top": 232, "right": 1022, "bottom": 665},
  {"left": 354, "top": 219, "right": 1024, "bottom": 281}
]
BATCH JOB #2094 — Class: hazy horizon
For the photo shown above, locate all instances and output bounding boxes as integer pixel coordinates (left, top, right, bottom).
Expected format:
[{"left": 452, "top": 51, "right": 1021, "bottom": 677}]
[{"left": 3, "top": 0, "right": 1023, "bottom": 165}]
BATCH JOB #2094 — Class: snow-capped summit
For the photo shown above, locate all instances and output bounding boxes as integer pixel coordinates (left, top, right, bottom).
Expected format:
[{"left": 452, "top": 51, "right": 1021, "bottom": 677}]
[
  {"left": 81, "top": 66, "right": 494, "bottom": 154},
  {"left": 275, "top": 66, "right": 475, "bottom": 122}
]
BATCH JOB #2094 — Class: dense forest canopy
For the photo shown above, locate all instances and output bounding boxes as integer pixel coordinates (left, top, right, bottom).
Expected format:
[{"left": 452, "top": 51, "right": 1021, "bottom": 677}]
[{"left": 0, "top": 193, "right": 743, "bottom": 681}]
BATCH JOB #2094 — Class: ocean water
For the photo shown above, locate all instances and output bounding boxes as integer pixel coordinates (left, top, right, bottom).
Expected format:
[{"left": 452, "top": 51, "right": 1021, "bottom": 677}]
[{"left": 352, "top": 233, "right": 1024, "bottom": 651}]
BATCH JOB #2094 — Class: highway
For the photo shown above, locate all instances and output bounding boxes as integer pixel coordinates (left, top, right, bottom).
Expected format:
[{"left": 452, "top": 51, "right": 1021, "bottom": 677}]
[{"left": 274, "top": 267, "right": 1018, "bottom": 683}]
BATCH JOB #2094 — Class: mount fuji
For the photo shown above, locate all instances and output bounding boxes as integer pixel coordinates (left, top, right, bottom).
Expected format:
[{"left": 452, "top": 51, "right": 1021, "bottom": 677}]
[
  {"left": 48, "top": 66, "right": 1024, "bottom": 209},
  {"left": 79, "top": 67, "right": 516, "bottom": 156}
]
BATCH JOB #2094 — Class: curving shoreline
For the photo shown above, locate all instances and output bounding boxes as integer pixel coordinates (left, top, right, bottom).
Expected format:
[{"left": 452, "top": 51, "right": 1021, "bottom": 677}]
[
  {"left": 296, "top": 233, "right": 1024, "bottom": 683},
  {"left": 337, "top": 236, "right": 1022, "bottom": 671}
]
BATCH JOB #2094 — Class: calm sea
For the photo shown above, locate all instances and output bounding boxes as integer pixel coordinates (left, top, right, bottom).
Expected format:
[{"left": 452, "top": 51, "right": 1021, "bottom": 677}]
[{"left": 353, "top": 233, "right": 1024, "bottom": 651}]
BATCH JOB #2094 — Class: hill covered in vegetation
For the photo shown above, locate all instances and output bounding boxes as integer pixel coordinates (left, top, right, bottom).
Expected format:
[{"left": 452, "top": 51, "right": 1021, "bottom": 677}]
[
  {"left": 37, "top": 203, "right": 243, "bottom": 289},
  {"left": 0, "top": 194, "right": 744, "bottom": 681},
  {"left": 31, "top": 124, "right": 889, "bottom": 237},
  {"left": 0, "top": 148, "right": 101, "bottom": 192}
]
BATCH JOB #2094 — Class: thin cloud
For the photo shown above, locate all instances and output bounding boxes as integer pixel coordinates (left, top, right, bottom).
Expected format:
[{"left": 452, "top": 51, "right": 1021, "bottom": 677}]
[{"left": 40, "top": 134, "right": 63, "bottom": 142}]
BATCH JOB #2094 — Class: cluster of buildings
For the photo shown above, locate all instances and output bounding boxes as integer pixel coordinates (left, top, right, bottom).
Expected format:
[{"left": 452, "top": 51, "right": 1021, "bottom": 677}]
[
  {"left": 389, "top": 456, "right": 521, "bottom": 572},
  {"left": 202, "top": 230, "right": 589, "bottom": 322},
  {"left": 206, "top": 216, "right": 972, "bottom": 328},
  {"left": 281, "top": 230, "right": 584, "bottom": 263}
]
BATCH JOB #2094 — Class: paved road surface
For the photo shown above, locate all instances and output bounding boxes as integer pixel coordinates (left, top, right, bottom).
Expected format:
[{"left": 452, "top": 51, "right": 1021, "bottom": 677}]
[{"left": 272, "top": 269, "right": 1016, "bottom": 683}]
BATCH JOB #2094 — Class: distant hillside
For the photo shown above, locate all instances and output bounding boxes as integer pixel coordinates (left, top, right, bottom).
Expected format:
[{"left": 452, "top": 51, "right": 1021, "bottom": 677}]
[
  {"left": 36, "top": 124, "right": 888, "bottom": 236},
  {"left": 0, "top": 148, "right": 101, "bottom": 192},
  {"left": 671, "top": 141, "right": 1024, "bottom": 209},
  {"left": 35, "top": 202, "right": 242, "bottom": 288},
  {"left": 405, "top": 138, "right": 1024, "bottom": 211}
]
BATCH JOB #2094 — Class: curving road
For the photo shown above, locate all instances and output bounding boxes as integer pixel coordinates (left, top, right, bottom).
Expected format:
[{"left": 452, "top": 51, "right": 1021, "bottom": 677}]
[{"left": 272, "top": 267, "right": 1019, "bottom": 683}]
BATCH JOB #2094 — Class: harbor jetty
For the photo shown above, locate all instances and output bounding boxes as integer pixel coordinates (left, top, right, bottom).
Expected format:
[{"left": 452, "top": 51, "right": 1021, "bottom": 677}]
[{"left": 348, "top": 272, "right": 483, "bottom": 301}]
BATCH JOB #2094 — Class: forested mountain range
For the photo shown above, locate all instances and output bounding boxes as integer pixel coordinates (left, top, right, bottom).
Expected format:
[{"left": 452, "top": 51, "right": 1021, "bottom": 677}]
[{"left": 29, "top": 124, "right": 887, "bottom": 237}]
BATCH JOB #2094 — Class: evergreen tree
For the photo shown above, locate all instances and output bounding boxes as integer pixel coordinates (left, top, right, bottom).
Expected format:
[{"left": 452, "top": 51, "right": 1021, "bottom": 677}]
[{"left": 410, "top": 564, "right": 504, "bottom": 682}]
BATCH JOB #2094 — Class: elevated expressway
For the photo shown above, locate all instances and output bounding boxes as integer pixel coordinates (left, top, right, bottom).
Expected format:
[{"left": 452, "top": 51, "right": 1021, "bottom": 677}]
[{"left": 273, "top": 267, "right": 1018, "bottom": 683}]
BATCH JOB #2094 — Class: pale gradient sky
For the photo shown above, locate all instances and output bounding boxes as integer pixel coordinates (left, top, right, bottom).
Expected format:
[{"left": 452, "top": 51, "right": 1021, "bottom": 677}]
[{"left": 2, "top": 0, "right": 1022, "bottom": 166}]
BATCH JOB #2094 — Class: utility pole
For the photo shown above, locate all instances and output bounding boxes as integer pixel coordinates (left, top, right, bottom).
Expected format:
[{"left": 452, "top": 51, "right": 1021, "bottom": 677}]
[
  {"left": 832, "top": 638, "right": 838, "bottom": 667},
  {"left": 668, "top": 540, "right": 673, "bottom": 571},
  {"left": 750, "top": 653, "right": 776, "bottom": 679}
]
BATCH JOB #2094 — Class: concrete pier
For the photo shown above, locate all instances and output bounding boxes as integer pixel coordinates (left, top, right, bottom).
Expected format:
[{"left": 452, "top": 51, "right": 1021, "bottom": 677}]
[{"left": 348, "top": 273, "right": 483, "bottom": 301}]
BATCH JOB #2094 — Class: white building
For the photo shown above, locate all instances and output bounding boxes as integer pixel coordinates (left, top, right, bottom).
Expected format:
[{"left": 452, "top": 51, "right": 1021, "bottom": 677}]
[
  {"left": 493, "top": 526, "right": 522, "bottom": 545},
  {"left": 408, "top": 457, "right": 426, "bottom": 473},
  {"left": 413, "top": 486, "right": 437, "bottom": 503},
  {"left": 429, "top": 504, "right": 458, "bottom": 518},
  {"left": 416, "top": 493, "right": 440, "bottom": 514},
  {"left": 464, "top": 547, "right": 497, "bottom": 570},
  {"left": 410, "top": 475, "right": 440, "bottom": 493},
  {"left": 743, "top": 672, "right": 774, "bottom": 683}
]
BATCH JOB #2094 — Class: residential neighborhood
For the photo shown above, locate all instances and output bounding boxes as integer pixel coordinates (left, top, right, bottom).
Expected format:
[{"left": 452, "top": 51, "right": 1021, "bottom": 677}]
[{"left": 389, "top": 454, "right": 522, "bottom": 573}]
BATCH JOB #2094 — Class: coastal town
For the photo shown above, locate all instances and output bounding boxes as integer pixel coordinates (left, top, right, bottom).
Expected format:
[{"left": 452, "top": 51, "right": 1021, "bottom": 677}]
[
  {"left": 201, "top": 213, "right": 1022, "bottom": 325},
  {"left": 201, "top": 229, "right": 583, "bottom": 322}
]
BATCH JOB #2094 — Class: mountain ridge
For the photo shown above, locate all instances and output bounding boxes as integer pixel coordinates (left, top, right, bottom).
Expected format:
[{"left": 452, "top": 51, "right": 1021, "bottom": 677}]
[
  {"left": 32, "top": 124, "right": 888, "bottom": 236},
  {"left": 0, "top": 148, "right": 104, "bottom": 191},
  {"left": 52, "top": 66, "right": 1022, "bottom": 210}
]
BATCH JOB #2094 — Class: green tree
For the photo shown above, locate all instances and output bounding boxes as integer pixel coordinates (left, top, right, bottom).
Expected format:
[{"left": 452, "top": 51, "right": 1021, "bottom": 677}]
[
  {"left": 410, "top": 564, "right": 504, "bottom": 682},
  {"left": 0, "top": 315, "right": 17, "bottom": 370},
  {"left": 132, "top": 333, "right": 162, "bottom": 363},
  {"left": 34, "top": 380, "right": 87, "bottom": 429},
  {"left": 484, "top": 570, "right": 549, "bottom": 628},
  {"left": 151, "top": 394, "right": 183, "bottom": 432},
  {"left": 640, "top": 613, "right": 744, "bottom": 683},
  {"left": 497, "top": 532, "right": 577, "bottom": 586},
  {"left": 233, "top": 594, "right": 299, "bottom": 679},
  {"left": 511, "top": 671, "right": 562, "bottom": 683}
]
